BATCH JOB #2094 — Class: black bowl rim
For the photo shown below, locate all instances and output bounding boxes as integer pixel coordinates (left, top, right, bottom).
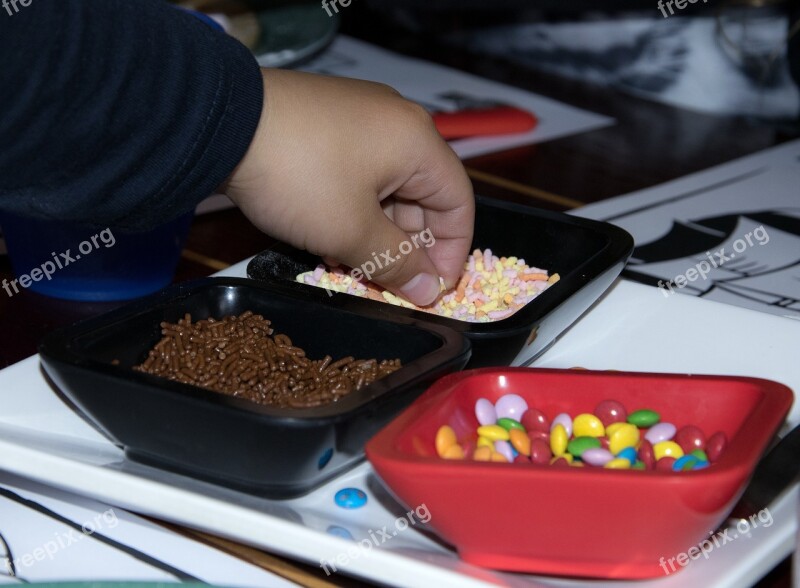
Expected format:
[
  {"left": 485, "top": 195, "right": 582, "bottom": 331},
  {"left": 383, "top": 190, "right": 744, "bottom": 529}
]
[
  {"left": 246, "top": 195, "right": 634, "bottom": 337},
  {"left": 38, "top": 277, "right": 472, "bottom": 421}
]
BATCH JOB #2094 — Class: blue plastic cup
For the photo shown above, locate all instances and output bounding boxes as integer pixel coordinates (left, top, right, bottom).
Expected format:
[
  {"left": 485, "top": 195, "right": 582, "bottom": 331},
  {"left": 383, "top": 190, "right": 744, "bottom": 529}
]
[{"left": 0, "top": 212, "right": 193, "bottom": 301}]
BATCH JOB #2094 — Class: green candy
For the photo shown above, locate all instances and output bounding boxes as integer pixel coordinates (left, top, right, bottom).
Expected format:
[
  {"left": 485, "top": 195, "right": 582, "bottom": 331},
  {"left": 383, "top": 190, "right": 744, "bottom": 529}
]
[
  {"left": 627, "top": 409, "right": 660, "bottom": 428},
  {"left": 632, "top": 461, "right": 646, "bottom": 470},
  {"left": 496, "top": 417, "right": 525, "bottom": 432},
  {"left": 681, "top": 457, "right": 699, "bottom": 471},
  {"left": 567, "top": 436, "right": 601, "bottom": 458},
  {"left": 690, "top": 449, "right": 708, "bottom": 461}
]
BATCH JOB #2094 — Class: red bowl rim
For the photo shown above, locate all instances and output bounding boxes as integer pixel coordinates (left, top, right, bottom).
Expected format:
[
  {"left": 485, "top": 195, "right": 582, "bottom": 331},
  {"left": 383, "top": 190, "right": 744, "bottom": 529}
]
[{"left": 366, "top": 367, "right": 794, "bottom": 481}]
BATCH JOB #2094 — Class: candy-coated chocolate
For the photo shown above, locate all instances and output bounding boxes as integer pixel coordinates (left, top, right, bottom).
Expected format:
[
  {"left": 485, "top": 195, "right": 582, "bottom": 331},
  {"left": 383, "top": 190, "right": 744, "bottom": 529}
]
[
  {"left": 529, "top": 430, "right": 550, "bottom": 444},
  {"left": 529, "top": 438, "right": 552, "bottom": 465},
  {"left": 653, "top": 440, "right": 684, "bottom": 460},
  {"left": 513, "top": 454, "right": 530, "bottom": 464},
  {"left": 496, "top": 417, "right": 525, "bottom": 432},
  {"left": 509, "top": 428, "right": 531, "bottom": 456},
  {"left": 551, "top": 453, "right": 573, "bottom": 465},
  {"left": 435, "top": 425, "right": 458, "bottom": 457},
  {"left": 571, "top": 461, "right": 585, "bottom": 467},
  {"left": 627, "top": 409, "right": 660, "bottom": 428},
  {"left": 490, "top": 451, "right": 509, "bottom": 463},
  {"left": 566, "top": 436, "right": 601, "bottom": 458},
  {"left": 594, "top": 399, "right": 628, "bottom": 427},
  {"left": 477, "top": 424, "right": 509, "bottom": 441},
  {"left": 495, "top": 394, "right": 528, "bottom": 420},
  {"left": 655, "top": 456, "right": 676, "bottom": 471},
  {"left": 551, "top": 413, "right": 573, "bottom": 438},
  {"left": 582, "top": 447, "right": 614, "bottom": 466},
  {"left": 334, "top": 488, "right": 367, "bottom": 509},
  {"left": 644, "top": 422, "right": 677, "bottom": 444},
  {"left": 693, "top": 460, "right": 710, "bottom": 470},
  {"left": 573, "top": 413, "right": 605, "bottom": 438},
  {"left": 706, "top": 431, "right": 728, "bottom": 462},
  {"left": 673, "top": 455, "right": 698, "bottom": 471},
  {"left": 689, "top": 449, "right": 708, "bottom": 462},
  {"left": 617, "top": 446, "right": 637, "bottom": 465},
  {"left": 477, "top": 436, "right": 494, "bottom": 449},
  {"left": 550, "top": 457, "right": 571, "bottom": 468},
  {"left": 473, "top": 446, "right": 493, "bottom": 461},
  {"left": 609, "top": 423, "right": 640, "bottom": 455},
  {"left": 605, "top": 422, "right": 626, "bottom": 438},
  {"left": 675, "top": 425, "right": 707, "bottom": 453},
  {"left": 550, "top": 423, "right": 568, "bottom": 457},
  {"left": 520, "top": 408, "right": 550, "bottom": 433},
  {"left": 605, "top": 457, "right": 631, "bottom": 469},
  {"left": 638, "top": 440, "right": 655, "bottom": 470},
  {"left": 632, "top": 460, "right": 646, "bottom": 470},
  {"left": 474, "top": 398, "right": 497, "bottom": 426},
  {"left": 494, "top": 440, "right": 514, "bottom": 463},
  {"left": 442, "top": 444, "right": 465, "bottom": 460}
]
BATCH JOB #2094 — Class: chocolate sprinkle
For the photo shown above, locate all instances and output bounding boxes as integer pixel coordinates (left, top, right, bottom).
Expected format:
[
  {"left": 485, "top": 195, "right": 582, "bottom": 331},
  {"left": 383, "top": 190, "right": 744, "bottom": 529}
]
[{"left": 134, "top": 311, "right": 401, "bottom": 408}]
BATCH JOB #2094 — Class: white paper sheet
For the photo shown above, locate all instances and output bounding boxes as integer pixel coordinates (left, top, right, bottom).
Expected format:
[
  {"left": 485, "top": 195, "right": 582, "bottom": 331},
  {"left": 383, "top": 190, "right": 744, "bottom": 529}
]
[
  {"left": 0, "top": 474, "right": 296, "bottom": 587},
  {"left": 573, "top": 139, "right": 800, "bottom": 319},
  {"left": 300, "top": 36, "right": 615, "bottom": 159}
]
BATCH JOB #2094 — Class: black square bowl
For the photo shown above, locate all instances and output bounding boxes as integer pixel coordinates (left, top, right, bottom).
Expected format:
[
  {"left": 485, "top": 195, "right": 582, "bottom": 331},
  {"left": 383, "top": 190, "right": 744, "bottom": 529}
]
[
  {"left": 38, "top": 278, "right": 471, "bottom": 498},
  {"left": 247, "top": 195, "right": 634, "bottom": 367}
]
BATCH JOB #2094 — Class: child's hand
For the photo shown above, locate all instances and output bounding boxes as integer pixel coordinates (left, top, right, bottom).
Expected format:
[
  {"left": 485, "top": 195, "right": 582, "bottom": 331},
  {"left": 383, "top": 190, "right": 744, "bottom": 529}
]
[{"left": 225, "top": 69, "right": 475, "bottom": 307}]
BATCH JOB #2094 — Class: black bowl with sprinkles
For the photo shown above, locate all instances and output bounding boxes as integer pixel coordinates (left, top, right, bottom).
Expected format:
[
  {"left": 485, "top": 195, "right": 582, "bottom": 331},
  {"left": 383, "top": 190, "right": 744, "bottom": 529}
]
[
  {"left": 247, "top": 194, "right": 634, "bottom": 368},
  {"left": 39, "top": 278, "right": 470, "bottom": 498}
]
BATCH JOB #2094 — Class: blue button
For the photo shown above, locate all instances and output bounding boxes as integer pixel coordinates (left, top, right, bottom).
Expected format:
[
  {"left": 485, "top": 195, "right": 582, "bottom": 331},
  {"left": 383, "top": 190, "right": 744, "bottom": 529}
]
[{"left": 334, "top": 488, "right": 367, "bottom": 509}]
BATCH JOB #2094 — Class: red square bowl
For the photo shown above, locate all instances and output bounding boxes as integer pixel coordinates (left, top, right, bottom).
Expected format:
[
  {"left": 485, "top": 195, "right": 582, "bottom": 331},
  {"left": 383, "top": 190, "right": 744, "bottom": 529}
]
[{"left": 365, "top": 368, "right": 793, "bottom": 579}]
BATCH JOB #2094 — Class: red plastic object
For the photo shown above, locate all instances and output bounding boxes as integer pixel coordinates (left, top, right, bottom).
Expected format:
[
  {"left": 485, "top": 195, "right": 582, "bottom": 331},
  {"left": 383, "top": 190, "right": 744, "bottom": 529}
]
[
  {"left": 432, "top": 106, "right": 537, "bottom": 140},
  {"left": 366, "top": 368, "right": 793, "bottom": 579}
]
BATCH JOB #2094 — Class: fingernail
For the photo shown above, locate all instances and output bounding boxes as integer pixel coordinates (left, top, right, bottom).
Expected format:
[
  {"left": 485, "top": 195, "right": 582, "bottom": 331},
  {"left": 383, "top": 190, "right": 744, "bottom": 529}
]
[{"left": 400, "top": 273, "right": 441, "bottom": 306}]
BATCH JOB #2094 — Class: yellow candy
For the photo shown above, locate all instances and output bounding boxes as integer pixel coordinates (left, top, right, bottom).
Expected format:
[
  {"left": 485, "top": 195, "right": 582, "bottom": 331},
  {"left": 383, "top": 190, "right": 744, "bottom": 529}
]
[
  {"left": 571, "top": 461, "right": 584, "bottom": 467},
  {"left": 473, "top": 446, "right": 493, "bottom": 461},
  {"left": 477, "top": 425, "right": 510, "bottom": 441},
  {"left": 476, "top": 436, "right": 494, "bottom": 449},
  {"left": 609, "top": 423, "right": 640, "bottom": 455},
  {"left": 573, "top": 413, "right": 605, "bottom": 438},
  {"left": 442, "top": 444, "right": 465, "bottom": 460},
  {"left": 435, "top": 425, "right": 457, "bottom": 457},
  {"left": 605, "top": 457, "right": 632, "bottom": 469},
  {"left": 605, "top": 422, "right": 626, "bottom": 438},
  {"left": 550, "top": 423, "right": 568, "bottom": 457},
  {"left": 653, "top": 441, "right": 684, "bottom": 460}
]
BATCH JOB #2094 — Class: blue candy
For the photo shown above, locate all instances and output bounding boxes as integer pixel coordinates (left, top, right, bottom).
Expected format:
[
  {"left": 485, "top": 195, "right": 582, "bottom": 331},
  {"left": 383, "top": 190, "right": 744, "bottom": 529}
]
[
  {"left": 334, "top": 487, "right": 368, "bottom": 509},
  {"left": 618, "top": 446, "right": 637, "bottom": 465},
  {"left": 672, "top": 455, "right": 698, "bottom": 471}
]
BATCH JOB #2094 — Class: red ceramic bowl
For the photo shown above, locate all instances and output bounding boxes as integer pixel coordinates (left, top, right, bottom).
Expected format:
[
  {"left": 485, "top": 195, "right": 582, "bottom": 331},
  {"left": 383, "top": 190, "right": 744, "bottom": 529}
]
[{"left": 365, "top": 368, "right": 794, "bottom": 579}]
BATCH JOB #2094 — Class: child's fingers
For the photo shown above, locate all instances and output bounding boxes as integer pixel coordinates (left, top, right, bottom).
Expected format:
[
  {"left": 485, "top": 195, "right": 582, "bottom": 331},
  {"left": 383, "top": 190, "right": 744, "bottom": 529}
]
[{"left": 392, "top": 133, "right": 475, "bottom": 289}]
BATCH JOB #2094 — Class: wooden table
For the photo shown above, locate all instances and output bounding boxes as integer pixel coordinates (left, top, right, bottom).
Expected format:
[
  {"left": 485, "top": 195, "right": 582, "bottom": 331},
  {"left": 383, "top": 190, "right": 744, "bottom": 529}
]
[{"left": 0, "top": 13, "right": 795, "bottom": 588}]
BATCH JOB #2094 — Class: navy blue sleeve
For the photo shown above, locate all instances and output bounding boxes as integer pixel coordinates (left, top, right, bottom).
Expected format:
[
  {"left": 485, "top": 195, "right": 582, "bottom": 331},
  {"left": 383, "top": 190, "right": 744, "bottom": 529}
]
[{"left": 0, "top": 0, "right": 264, "bottom": 229}]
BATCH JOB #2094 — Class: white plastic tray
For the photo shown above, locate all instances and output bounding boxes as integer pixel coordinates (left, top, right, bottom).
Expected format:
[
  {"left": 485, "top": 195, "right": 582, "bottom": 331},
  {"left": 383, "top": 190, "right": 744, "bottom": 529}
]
[{"left": 0, "top": 259, "right": 797, "bottom": 587}]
